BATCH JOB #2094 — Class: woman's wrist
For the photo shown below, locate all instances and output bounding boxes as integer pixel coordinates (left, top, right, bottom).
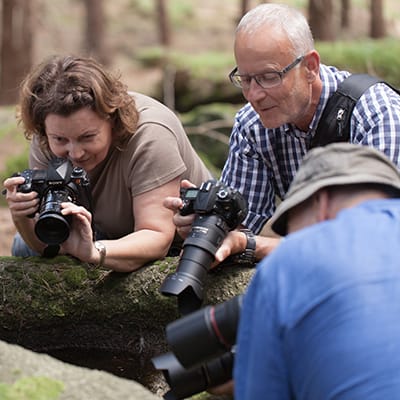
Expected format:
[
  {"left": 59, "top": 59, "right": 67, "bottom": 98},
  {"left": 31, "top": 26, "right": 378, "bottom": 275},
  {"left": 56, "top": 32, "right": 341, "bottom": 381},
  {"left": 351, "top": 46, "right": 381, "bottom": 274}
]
[{"left": 94, "top": 241, "right": 106, "bottom": 267}]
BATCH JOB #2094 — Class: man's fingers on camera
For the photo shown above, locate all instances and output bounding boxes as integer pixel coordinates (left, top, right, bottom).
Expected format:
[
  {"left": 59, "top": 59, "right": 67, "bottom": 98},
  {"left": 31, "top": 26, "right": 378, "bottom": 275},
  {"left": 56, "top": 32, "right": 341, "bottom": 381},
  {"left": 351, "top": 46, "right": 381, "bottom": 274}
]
[
  {"left": 180, "top": 179, "right": 196, "bottom": 189},
  {"left": 173, "top": 212, "right": 194, "bottom": 229},
  {"left": 163, "top": 196, "right": 183, "bottom": 212}
]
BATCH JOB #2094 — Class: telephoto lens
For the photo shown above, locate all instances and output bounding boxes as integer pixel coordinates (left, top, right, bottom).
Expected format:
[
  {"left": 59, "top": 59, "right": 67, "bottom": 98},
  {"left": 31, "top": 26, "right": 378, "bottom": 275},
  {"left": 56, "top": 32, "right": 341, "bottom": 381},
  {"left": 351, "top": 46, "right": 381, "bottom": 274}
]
[
  {"left": 166, "top": 295, "right": 242, "bottom": 369},
  {"left": 159, "top": 180, "right": 247, "bottom": 315},
  {"left": 152, "top": 295, "right": 242, "bottom": 399},
  {"left": 152, "top": 350, "right": 234, "bottom": 400}
]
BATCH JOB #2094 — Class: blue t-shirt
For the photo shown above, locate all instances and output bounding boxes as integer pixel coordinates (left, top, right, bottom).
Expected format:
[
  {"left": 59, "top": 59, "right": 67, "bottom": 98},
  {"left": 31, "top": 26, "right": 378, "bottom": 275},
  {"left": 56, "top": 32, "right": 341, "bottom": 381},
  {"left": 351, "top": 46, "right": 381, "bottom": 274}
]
[{"left": 234, "top": 199, "right": 400, "bottom": 399}]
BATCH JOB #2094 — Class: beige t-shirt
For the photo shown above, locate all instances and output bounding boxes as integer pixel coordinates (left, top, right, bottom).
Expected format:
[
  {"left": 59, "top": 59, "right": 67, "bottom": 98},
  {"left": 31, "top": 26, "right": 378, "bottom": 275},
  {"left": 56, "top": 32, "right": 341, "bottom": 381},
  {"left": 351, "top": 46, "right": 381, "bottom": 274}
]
[{"left": 29, "top": 92, "right": 212, "bottom": 239}]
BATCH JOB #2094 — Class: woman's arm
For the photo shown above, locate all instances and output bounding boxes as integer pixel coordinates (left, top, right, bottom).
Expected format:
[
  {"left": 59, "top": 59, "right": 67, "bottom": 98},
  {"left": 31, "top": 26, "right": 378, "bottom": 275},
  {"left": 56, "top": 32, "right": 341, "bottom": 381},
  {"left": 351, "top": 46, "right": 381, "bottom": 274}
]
[{"left": 60, "top": 177, "right": 180, "bottom": 272}]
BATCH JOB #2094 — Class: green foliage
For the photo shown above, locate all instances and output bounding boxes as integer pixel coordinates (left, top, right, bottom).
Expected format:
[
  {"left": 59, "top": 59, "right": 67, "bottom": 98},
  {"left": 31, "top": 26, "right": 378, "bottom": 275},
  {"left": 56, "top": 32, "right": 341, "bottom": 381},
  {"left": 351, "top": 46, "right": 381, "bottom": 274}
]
[
  {"left": 129, "top": 0, "right": 194, "bottom": 24},
  {"left": 135, "top": 48, "right": 234, "bottom": 81},
  {"left": 316, "top": 39, "right": 400, "bottom": 87},
  {"left": 180, "top": 103, "right": 239, "bottom": 177},
  {"left": 0, "top": 376, "right": 64, "bottom": 400},
  {"left": 0, "top": 153, "right": 29, "bottom": 206}
]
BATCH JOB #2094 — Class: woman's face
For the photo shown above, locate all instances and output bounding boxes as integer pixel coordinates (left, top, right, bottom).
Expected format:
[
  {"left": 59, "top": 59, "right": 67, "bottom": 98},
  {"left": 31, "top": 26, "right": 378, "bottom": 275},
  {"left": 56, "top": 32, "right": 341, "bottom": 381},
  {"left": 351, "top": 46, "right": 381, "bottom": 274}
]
[{"left": 44, "top": 108, "right": 113, "bottom": 172}]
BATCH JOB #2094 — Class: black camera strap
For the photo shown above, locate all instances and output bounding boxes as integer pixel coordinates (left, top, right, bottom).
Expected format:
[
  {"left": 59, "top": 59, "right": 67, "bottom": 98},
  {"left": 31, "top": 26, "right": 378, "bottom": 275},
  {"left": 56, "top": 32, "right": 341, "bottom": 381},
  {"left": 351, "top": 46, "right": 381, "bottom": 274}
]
[{"left": 311, "top": 74, "right": 400, "bottom": 148}]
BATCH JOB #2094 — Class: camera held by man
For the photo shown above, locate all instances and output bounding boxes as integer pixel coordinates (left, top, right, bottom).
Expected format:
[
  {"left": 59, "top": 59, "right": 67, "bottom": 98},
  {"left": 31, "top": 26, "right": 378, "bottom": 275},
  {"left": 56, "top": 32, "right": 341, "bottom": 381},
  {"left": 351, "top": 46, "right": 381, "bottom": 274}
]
[{"left": 159, "top": 179, "right": 248, "bottom": 315}]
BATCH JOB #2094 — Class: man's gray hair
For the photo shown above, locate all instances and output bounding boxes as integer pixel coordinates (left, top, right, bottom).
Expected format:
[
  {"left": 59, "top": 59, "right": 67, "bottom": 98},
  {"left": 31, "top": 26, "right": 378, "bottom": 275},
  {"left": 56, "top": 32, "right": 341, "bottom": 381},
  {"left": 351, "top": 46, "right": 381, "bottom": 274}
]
[{"left": 236, "top": 3, "right": 314, "bottom": 58}]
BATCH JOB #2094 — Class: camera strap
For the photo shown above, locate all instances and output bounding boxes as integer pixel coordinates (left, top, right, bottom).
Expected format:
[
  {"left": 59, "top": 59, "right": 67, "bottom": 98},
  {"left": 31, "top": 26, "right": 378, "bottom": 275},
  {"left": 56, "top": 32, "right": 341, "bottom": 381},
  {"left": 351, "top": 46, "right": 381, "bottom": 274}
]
[
  {"left": 311, "top": 74, "right": 400, "bottom": 148},
  {"left": 43, "top": 244, "right": 60, "bottom": 258}
]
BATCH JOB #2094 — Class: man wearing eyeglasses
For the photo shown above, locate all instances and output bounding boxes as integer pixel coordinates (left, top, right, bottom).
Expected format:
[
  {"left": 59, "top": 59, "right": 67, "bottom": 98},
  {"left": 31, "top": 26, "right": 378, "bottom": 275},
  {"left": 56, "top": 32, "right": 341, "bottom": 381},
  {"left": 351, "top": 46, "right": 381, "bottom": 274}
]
[{"left": 164, "top": 3, "right": 400, "bottom": 265}]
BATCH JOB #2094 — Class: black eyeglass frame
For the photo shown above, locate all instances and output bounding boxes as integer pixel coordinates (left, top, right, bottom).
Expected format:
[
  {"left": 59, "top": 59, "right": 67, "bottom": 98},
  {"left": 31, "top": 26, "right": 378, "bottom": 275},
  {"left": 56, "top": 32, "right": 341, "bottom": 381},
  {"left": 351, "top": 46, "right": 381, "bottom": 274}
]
[{"left": 229, "top": 55, "right": 305, "bottom": 89}]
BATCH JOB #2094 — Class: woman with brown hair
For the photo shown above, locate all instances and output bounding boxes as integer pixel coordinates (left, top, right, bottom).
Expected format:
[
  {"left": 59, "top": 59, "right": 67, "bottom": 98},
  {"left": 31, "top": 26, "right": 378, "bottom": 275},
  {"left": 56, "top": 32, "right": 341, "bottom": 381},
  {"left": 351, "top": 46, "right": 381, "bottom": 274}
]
[{"left": 3, "top": 55, "right": 211, "bottom": 272}]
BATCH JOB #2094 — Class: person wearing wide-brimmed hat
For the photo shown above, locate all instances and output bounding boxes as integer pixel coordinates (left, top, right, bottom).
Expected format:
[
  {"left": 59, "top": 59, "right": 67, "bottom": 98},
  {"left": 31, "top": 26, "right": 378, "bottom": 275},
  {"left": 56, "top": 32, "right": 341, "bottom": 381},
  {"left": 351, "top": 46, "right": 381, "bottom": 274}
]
[{"left": 234, "top": 142, "right": 400, "bottom": 399}]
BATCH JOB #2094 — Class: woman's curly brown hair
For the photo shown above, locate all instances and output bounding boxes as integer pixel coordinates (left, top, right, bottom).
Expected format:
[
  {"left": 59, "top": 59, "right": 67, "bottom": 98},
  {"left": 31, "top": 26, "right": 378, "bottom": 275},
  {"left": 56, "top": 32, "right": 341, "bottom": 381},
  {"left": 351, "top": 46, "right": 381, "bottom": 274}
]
[{"left": 17, "top": 55, "right": 139, "bottom": 153}]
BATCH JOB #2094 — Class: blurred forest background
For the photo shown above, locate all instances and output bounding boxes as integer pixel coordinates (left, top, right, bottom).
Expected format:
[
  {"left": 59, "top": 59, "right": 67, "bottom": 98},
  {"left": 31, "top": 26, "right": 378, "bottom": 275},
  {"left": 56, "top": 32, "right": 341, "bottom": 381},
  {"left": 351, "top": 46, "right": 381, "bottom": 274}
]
[{"left": 1, "top": 0, "right": 400, "bottom": 255}]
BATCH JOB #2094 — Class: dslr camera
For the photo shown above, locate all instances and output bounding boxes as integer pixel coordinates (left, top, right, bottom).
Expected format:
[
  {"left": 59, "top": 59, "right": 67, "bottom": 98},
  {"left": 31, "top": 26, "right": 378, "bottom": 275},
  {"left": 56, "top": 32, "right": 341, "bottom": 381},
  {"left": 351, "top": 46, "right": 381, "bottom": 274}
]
[
  {"left": 152, "top": 295, "right": 242, "bottom": 400},
  {"left": 159, "top": 179, "right": 247, "bottom": 315},
  {"left": 16, "top": 157, "right": 91, "bottom": 249}
]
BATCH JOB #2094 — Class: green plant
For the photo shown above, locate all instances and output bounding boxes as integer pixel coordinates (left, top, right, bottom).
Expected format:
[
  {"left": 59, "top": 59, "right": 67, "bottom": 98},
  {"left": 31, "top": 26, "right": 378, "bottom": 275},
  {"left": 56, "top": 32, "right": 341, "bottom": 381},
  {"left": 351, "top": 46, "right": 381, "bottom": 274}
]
[{"left": 0, "top": 376, "right": 64, "bottom": 400}]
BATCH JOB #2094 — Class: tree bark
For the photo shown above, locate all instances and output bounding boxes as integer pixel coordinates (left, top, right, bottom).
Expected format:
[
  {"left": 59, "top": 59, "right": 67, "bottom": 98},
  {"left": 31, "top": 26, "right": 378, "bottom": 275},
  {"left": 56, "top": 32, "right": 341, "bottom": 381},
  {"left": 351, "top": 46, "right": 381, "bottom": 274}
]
[
  {"left": 0, "top": 0, "right": 34, "bottom": 105},
  {"left": 156, "top": 0, "right": 171, "bottom": 47},
  {"left": 370, "top": 0, "right": 386, "bottom": 39},
  {"left": 340, "top": 0, "right": 351, "bottom": 28},
  {"left": 308, "top": 0, "right": 336, "bottom": 41},
  {"left": 83, "top": 0, "right": 109, "bottom": 65},
  {"left": 0, "top": 255, "right": 254, "bottom": 394}
]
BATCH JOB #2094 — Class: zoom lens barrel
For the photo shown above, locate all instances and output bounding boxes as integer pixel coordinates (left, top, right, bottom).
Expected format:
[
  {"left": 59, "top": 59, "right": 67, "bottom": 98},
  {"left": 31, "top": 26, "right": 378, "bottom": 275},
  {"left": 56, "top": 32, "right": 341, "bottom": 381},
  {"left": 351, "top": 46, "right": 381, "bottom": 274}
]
[{"left": 166, "top": 295, "right": 242, "bottom": 369}]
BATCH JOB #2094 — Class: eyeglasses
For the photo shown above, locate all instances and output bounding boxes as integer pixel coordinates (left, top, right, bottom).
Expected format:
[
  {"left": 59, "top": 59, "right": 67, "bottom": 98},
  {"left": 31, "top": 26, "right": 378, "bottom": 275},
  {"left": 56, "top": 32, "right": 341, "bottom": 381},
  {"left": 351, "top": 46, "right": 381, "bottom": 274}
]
[{"left": 229, "top": 56, "right": 304, "bottom": 90}]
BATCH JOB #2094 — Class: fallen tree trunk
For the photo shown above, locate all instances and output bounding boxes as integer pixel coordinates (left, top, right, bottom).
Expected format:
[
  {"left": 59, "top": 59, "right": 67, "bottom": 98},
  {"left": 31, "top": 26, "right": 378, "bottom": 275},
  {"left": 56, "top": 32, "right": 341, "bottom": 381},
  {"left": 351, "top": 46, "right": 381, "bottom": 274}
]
[{"left": 0, "top": 255, "right": 255, "bottom": 397}]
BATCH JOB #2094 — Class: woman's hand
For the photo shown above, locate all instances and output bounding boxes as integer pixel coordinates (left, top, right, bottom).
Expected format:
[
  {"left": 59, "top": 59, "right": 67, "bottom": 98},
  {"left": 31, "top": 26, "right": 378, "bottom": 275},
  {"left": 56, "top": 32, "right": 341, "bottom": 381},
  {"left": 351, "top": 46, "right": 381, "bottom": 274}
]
[
  {"left": 3, "top": 176, "right": 40, "bottom": 222},
  {"left": 163, "top": 179, "right": 196, "bottom": 240},
  {"left": 59, "top": 202, "right": 97, "bottom": 262}
]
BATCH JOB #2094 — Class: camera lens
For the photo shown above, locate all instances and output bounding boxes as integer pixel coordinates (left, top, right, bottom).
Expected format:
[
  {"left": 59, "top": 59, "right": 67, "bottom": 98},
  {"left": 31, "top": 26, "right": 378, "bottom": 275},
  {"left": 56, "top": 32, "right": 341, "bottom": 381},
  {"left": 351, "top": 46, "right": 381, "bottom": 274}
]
[
  {"left": 160, "top": 213, "right": 229, "bottom": 315},
  {"left": 166, "top": 295, "right": 242, "bottom": 369},
  {"left": 160, "top": 180, "right": 248, "bottom": 314},
  {"left": 35, "top": 189, "right": 72, "bottom": 245},
  {"left": 35, "top": 213, "right": 71, "bottom": 245},
  {"left": 152, "top": 351, "right": 234, "bottom": 400}
]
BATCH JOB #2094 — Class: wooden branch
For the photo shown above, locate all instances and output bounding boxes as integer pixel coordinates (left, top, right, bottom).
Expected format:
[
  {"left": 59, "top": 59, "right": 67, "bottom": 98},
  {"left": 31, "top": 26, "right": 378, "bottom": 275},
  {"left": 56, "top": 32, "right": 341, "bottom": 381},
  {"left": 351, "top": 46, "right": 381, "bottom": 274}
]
[{"left": 185, "top": 119, "right": 232, "bottom": 145}]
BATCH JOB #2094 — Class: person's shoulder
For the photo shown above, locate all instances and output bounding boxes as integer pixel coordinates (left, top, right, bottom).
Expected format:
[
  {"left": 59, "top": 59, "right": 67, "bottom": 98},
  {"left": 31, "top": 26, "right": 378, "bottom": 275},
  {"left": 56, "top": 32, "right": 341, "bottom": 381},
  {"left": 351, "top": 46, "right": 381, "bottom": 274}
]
[
  {"left": 319, "top": 64, "right": 351, "bottom": 88},
  {"left": 129, "top": 91, "right": 183, "bottom": 128},
  {"left": 260, "top": 222, "right": 334, "bottom": 271},
  {"left": 129, "top": 91, "right": 170, "bottom": 112}
]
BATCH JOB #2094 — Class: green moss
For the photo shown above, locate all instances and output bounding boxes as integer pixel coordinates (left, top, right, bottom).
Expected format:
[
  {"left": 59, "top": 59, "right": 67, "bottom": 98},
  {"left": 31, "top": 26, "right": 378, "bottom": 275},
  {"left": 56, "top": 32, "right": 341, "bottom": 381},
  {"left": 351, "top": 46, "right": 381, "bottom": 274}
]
[
  {"left": 61, "top": 267, "right": 88, "bottom": 289},
  {"left": 0, "top": 376, "right": 64, "bottom": 400}
]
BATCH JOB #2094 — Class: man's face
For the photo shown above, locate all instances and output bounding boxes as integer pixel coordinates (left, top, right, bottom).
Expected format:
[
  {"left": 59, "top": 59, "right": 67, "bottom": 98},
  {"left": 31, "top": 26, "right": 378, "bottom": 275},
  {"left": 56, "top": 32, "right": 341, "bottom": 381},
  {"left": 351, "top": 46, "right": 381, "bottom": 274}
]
[{"left": 234, "top": 29, "right": 313, "bottom": 130}]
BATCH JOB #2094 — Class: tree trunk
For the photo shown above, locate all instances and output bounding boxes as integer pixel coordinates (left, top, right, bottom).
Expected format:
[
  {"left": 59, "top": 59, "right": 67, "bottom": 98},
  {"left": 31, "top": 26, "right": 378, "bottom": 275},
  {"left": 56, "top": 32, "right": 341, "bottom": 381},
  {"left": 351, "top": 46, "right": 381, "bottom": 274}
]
[
  {"left": 156, "top": 0, "right": 171, "bottom": 47},
  {"left": 240, "top": 0, "right": 251, "bottom": 17},
  {"left": 0, "top": 255, "right": 254, "bottom": 395},
  {"left": 0, "top": 0, "right": 34, "bottom": 105},
  {"left": 340, "top": 0, "right": 351, "bottom": 28},
  {"left": 308, "top": 0, "right": 336, "bottom": 41},
  {"left": 83, "top": 0, "right": 109, "bottom": 65},
  {"left": 370, "top": 0, "right": 386, "bottom": 38}
]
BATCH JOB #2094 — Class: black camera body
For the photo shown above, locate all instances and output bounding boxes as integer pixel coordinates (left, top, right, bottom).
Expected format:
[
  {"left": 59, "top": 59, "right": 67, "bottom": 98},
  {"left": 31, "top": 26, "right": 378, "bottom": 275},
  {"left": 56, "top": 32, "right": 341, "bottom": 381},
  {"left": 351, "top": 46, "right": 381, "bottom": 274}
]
[
  {"left": 17, "top": 158, "right": 91, "bottom": 247},
  {"left": 160, "top": 180, "right": 247, "bottom": 315},
  {"left": 179, "top": 182, "right": 245, "bottom": 227}
]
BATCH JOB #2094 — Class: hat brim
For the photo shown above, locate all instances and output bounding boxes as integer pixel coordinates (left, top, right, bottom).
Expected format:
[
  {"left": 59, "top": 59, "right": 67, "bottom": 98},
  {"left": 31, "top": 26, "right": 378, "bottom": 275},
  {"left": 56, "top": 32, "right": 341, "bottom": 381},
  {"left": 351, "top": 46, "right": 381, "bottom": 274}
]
[{"left": 270, "top": 174, "right": 400, "bottom": 236}]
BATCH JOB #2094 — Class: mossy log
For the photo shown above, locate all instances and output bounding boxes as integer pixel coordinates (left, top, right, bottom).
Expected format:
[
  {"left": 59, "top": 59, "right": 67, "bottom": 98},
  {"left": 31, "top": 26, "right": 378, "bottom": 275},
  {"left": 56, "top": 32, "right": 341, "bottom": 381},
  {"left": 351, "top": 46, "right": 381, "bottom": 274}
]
[{"left": 0, "top": 255, "right": 255, "bottom": 397}]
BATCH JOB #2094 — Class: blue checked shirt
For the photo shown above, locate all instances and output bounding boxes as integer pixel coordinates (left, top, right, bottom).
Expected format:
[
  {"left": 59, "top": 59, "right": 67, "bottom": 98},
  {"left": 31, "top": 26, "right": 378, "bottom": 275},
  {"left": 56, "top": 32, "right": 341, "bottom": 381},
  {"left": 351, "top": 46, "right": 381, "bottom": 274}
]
[{"left": 221, "top": 64, "right": 400, "bottom": 234}]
